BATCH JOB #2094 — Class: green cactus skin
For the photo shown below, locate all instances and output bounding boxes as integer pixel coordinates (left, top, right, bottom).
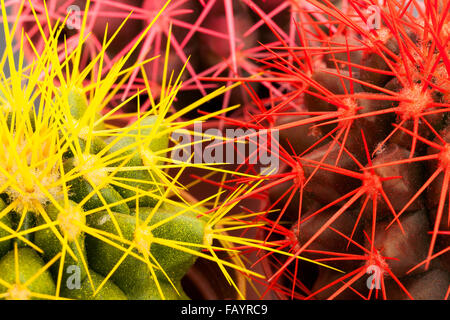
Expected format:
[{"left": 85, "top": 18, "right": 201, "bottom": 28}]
[
  {"left": 66, "top": 86, "right": 106, "bottom": 133},
  {"left": 69, "top": 88, "right": 89, "bottom": 118},
  {"left": 11, "top": 210, "right": 36, "bottom": 249},
  {"left": 129, "top": 277, "right": 189, "bottom": 300},
  {"left": 130, "top": 204, "right": 208, "bottom": 280},
  {"left": 86, "top": 210, "right": 155, "bottom": 297},
  {"left": 34, "top": 201, "right": 88, "bottom": 283},
  {"left": 0, "top": 248, "right": 56, "bottom": 300},
  {"left": 63, "top": 157, "right": 130, "bottom": 215},
  {"left": 109, "top": 116, "right": 169, "bottom": 157},
  {"left": 107, "top": 116, "right": 169, "bottom": 208},
  {"left": 0, "top": 199, "right": 13, "bottom": 258},
  {"left": 0, "top": 88, "right": 209, "bottom": 300},
  {"left": 61, "top": 87, "right": 108, "bottom": 157},
  {"left": 70, "top": 137, "right": 108, "bottom": 157},
  {"left": 61, "top": 270, "right": 127, "bottom": 300},
  {"left": 85, "top": 203, "right": 207, "bottom": 299}
]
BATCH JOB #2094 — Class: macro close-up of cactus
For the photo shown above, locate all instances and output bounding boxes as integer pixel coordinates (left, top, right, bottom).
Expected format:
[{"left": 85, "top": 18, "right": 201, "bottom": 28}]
[{"left": 0, "top": 0, "right": 449, "bottom": 304}]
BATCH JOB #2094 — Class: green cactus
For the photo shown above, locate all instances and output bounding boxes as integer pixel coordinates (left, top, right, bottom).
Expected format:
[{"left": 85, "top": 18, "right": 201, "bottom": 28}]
[
  {"left": 0, "top": 86, "right": 215, "bottom": 300},
  {"left": 0, "top": 50, "right": 254, "bottom": 300},
  {"left": 60, "top": 270, "right": 127, "bottom": 300},
  {"left": 0, "top": 248, "right": 56, "bottom": 300},
  {"left": 0, "top": 6, "right": 262, "bottom": 300}
]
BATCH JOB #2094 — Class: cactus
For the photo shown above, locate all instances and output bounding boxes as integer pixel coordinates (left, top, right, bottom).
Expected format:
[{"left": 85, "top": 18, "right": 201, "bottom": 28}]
[
  {"left": 207, "top": 0, "right": 450, "bottom": 300},
  {"left": 0, "top": 2, "right": 274, "bottom": 300},
  {"left": 3, "top": 0, "right": 449, "bottom": 301}
]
